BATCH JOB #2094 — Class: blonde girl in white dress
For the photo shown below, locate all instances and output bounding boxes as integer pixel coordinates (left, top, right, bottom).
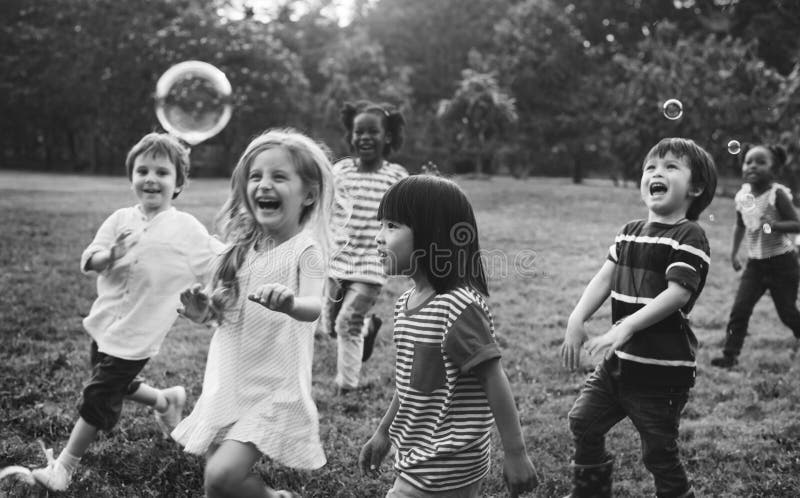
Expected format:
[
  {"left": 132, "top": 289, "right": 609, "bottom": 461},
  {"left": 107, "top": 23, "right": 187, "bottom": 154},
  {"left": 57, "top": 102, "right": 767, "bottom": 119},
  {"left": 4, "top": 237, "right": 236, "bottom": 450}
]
[{"left": 173, "top": 129, "right": 335, "bottom": 498}]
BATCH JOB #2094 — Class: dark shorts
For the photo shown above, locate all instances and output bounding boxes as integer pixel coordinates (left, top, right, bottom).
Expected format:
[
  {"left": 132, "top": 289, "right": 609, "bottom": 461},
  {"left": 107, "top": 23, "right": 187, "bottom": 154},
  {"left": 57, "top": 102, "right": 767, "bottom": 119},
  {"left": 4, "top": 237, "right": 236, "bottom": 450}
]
[{"left": 77, "top": 341, "right": 149, "bottom": 431}]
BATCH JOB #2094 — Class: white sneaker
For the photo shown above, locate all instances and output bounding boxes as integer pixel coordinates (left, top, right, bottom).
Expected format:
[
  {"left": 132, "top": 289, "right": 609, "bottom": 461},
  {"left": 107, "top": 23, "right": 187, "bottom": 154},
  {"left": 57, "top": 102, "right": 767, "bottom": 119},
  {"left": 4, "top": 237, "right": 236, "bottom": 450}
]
[
  {"left": 32, "top": 459, "right": 71, "bottom": 491},
  {"left": 154, "top": 386, "right": 186, "bottom": 438}
]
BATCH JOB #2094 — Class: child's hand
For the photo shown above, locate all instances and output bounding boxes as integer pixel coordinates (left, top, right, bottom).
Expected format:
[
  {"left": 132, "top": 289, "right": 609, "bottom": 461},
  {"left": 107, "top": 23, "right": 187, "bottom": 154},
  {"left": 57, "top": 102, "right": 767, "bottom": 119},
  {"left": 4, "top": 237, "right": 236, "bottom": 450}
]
[
  {"left": 586, "top": 323, "right": 632, "bottom": 360},
  {"left": 248, "top": 284, "right": 295, "bottom": 314},
  {"left": 178, "top": 284, "right": 210, "bottom": 322},
  {"left": 502, "top": 451, "right": 539, "bottom": 497},
  {"left": 109, "top": 230, "right": 136, "bottom": 262},
  {"left": 561, "top": 321, "right": 588, "bottom": 371},
  {"left": 730, "top": 254, "right": 742, "bottom": 272},
  {"left": 358, "top": 431, "right": 391, "bottom": 477}
]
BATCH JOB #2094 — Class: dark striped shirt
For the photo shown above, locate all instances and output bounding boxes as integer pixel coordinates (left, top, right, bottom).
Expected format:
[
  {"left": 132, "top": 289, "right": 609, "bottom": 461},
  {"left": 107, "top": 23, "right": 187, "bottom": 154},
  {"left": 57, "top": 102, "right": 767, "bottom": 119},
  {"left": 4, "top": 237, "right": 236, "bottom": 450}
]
[
  {"left": 607, "top": 220, "right": 710, "bottom": 387},
  {"left": 329, "top": 158, "right": 408, "bottom": 284},
  {"left": 389, "top": 287, "right": 501, "bottom": 492}
]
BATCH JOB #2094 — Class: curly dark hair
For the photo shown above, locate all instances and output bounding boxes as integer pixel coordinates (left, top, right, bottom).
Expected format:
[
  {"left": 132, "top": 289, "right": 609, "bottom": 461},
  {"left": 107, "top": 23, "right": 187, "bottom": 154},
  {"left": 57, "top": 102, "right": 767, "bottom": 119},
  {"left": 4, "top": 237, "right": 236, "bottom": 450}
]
[{"left": 340, "top": 100, "right": 406, "bottom": 157}]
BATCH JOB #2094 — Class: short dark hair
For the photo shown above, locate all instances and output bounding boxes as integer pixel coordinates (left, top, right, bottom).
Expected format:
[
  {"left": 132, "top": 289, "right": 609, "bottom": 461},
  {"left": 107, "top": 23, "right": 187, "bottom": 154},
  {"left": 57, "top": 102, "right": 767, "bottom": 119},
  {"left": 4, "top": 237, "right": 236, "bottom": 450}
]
[
  {"left": 377, "top": 175, "right": 488, "bottom": 295},
  {"left": 125, "top": 133, "right": 190, "bottom": 199},
  {"left": 644, "top": 138, "right": 717, "bottom": 221},
  {"left": 340, "top": 100, "right": 406, "bottom": 157}
]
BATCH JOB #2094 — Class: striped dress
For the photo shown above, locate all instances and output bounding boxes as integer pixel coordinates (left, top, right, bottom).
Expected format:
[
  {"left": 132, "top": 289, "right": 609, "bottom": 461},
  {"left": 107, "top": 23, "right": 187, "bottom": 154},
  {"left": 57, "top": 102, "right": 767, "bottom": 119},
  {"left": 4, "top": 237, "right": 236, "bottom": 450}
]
[
  {"left": 608, "top": 220, "right": 710, "bottom": 387},
  {"left": 389, "top": 287, "right": 502, "bottom": 492},
  {"left": 171, "top": 231, "right": 326, "bottom": 469},
  {"left": 329, "top": 158, "right": 408, "bottom": 285},
  {"left": 735, "top": 183, "right": 795, "bottom": 259}
]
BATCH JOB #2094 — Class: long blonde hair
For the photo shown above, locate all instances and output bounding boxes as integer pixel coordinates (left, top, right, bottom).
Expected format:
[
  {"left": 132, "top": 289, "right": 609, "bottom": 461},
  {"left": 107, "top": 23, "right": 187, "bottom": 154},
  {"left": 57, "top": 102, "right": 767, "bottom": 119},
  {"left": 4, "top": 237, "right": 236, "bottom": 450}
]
[{"left": 211, "top": 129, "right": 335, "bottom": 311}]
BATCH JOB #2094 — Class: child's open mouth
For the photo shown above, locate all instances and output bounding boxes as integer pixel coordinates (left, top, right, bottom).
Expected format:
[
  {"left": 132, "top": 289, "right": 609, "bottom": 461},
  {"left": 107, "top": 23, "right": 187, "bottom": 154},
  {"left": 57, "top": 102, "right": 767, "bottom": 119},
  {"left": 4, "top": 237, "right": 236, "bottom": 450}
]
[
  {"left": 256, "top": 198, "right": 281, "bottom": 210},
  {"left": 649, "top": 182, "right": 667, "bottom": 196}
]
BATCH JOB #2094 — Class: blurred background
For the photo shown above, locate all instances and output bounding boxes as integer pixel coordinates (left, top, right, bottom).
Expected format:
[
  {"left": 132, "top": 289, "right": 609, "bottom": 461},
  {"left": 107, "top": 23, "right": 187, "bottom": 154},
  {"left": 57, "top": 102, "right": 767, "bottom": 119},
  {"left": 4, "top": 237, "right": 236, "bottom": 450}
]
[{"left": 2, "top": 0, "right": 799, "bottom": 189}]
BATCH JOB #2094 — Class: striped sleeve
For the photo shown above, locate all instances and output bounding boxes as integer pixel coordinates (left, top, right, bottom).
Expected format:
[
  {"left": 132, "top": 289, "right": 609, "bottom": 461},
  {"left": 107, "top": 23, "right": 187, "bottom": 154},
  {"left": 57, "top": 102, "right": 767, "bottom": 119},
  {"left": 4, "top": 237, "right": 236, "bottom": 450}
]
[{"left": 664, "top": 224, "right": 710, "bottom": 293}]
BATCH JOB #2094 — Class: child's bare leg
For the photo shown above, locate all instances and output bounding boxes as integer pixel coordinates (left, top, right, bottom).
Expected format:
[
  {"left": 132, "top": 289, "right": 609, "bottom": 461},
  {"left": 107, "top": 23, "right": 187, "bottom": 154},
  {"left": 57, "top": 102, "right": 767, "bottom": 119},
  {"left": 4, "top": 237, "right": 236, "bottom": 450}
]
[
  {"left": 204, "top": 440, "right": 278, "bottom": 498},
  {"left": 126, "top": 383, "right": 168, "bottom": 410},
  {"left": 63, "top": 416, "right": 98, "bottom": 459},
  {"left": 128, "top": 382, "right": 186, "bottom": 437}
]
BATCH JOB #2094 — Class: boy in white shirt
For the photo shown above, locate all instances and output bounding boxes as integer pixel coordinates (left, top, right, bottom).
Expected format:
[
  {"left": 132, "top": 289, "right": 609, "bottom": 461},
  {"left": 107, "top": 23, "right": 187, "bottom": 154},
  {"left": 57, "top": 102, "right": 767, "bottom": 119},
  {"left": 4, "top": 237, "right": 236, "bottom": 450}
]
[{"left": 31, "top": 133, "right": 223, "bottom": 491}]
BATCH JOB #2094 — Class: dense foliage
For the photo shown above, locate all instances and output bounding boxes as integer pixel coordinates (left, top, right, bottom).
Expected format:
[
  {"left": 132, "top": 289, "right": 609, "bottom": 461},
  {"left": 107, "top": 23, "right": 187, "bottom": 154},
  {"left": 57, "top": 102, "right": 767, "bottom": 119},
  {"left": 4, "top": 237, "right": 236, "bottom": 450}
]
[{"left": 1, "top": 0, "right": 799, "bottom": 180}]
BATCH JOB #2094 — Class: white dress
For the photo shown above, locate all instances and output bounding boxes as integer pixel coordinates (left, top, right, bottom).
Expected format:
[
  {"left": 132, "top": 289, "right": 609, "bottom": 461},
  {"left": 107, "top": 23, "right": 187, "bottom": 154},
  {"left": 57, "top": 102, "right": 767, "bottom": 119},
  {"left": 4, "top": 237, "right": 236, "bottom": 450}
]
[{"left": 172, "top": 230, "right": 326, "bottom": 469}]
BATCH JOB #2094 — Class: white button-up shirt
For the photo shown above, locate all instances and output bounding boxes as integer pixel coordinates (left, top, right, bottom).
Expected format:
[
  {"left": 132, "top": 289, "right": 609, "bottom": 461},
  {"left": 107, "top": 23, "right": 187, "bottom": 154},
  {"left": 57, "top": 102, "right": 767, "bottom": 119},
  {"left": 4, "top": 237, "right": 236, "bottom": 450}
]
[{"left": 81, "top": 206, "right": 225, "bottom": 360}]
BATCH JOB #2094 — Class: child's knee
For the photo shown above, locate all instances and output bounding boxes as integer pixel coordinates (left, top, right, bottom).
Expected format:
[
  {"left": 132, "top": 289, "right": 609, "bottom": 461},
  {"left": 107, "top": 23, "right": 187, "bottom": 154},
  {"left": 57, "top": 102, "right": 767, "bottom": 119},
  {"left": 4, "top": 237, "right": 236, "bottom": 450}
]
[
  {"left": 335, "top": 295, "right": 375, "bottom": 336},
  {"left": 204, "top": 460, "right": 241, "bottom": 497},
  {"left": 79, "top": 389, "right": 121, "bottom": 432}
]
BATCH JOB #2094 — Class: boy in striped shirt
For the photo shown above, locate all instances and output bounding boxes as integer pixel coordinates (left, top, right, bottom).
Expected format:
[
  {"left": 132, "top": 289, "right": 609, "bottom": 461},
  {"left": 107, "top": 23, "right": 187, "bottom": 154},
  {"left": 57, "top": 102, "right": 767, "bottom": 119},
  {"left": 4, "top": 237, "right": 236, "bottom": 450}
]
[{"left": 560, "top": 138, "right": 717, "bottom": 498}]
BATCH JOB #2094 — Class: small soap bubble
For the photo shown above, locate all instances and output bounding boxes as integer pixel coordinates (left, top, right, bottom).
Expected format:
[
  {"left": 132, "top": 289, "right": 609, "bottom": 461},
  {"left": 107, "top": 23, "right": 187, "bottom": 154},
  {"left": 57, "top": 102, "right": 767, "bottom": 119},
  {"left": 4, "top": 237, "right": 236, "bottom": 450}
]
[
  {"left": 155, "top": 61, "right": 233, "bottom": 145},
  {"left": 708, "top": 214, "right": 716, "bottom": 223},
  {"left": 762, "top": 223, "right": 772, "bottom": 234},
  {"left": 662, "top": 99, "right": 683, "bottom": 120},
  {"left": 727, "top": 140, "right": 741, "bottom": 155},
  {"left": 740, "top": 193, "right": 756, "bottom": 212}
]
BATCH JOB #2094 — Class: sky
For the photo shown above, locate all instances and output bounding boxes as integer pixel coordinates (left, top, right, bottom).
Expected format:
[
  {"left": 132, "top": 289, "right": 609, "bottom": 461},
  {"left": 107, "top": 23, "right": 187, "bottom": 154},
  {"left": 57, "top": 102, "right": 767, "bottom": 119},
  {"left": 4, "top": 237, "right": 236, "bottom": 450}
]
[{"left": 218, "top": 0, "right": 362, "bottom": 26}]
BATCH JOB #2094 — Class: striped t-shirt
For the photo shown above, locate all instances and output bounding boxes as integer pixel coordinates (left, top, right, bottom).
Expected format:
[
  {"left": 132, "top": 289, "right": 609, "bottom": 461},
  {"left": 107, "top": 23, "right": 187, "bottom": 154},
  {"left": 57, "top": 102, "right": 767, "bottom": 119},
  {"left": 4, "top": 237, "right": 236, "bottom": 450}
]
[
  {"left": 329, "top": 158, "right": 408, "bottom": 285},
  {"left": 735, "top": 183, "right": 795, "bottom": 259},
  {"left": 389, "top": 287, "right": 502, "bottom": 492},
  {"left": 606, "top": 220, "right": 710, "bottom": 387}
]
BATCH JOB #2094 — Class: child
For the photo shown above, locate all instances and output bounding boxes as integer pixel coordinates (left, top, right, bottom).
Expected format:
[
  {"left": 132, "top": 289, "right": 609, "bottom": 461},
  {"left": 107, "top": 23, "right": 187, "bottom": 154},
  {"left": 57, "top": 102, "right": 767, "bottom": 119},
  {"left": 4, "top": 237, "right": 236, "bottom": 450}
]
[
  {"left": 31, "top": 133, "right": 224, "bottom": 491},
  {"left": 359, "top": 175, "right": 538, "bottom": 497},
  {"left": 323, "top": 100, "right": 408, "bottom": 393},
  {"left": 711, "top": 143, "right": 800, "bottom": 368},
  {"left": 560, "top": 138, "right": 717, "bottom": 498},
  {"left": 172, "top": 129, "right": 334, "bottom": 498}
]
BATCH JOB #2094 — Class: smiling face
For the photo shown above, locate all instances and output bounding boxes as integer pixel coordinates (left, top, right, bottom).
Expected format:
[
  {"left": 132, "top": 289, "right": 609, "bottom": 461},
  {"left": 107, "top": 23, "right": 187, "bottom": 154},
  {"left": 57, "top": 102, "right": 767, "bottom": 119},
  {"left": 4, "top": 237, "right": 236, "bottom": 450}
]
[
  {"left": 375, "top": 219, "right": 415, "bottom": 277},
  {"left": 352, "top": 112, "right": 390, "bottom": 168},
  {"left": 246, "top": 147, "right": 315, "bottom": 243},
  {"left": 741, "top": 145, "right": 774, "bottom": 189},
  {"left": 640, "top": 151, "right": 699, "bottom": 223},
  {"left": 131, "top": 152, "right": 178, "bottom": 217}
]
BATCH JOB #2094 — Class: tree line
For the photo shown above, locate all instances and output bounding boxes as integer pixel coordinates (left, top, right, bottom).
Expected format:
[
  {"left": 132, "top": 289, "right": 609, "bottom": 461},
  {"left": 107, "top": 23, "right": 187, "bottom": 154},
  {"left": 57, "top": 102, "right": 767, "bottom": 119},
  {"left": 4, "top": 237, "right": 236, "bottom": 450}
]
[{"left": 2, "top": 0, "right": 799, "bottom": 183}]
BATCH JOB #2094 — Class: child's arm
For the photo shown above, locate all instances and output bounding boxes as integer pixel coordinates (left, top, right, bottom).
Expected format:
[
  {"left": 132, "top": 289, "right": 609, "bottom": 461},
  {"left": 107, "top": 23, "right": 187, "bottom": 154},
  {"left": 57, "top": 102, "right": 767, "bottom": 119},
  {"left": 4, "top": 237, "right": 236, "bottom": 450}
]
[
  {"left": 585, "top": 281, "right": 692, "bottom": 359},
  {"left": 762, "top": 188, "right": 800, "bottom": 233},
  {"left": 730, "top": 214, "right": 745, "bottom": 271},
  {"left": 84, "top": 231, "right": 136, "bottom": 272},
  {"left": 561, "top": 259, "right": 615, "bottom": 371},
  {"left": 359, "top": 391, "right": 399, "bottom": 477},
  {"left": 248, "top": 245, "right": 324, "bottom": 322},
  {"left": 473, "top": 358, "right": 538, "bottom": 496}
]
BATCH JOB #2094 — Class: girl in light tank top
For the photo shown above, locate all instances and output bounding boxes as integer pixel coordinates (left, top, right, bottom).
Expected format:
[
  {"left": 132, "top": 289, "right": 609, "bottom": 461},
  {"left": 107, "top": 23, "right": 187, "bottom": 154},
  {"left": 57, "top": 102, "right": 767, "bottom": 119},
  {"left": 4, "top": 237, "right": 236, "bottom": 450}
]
[{"left": 712, "top": 143, "right": 800, "bottom": 368}]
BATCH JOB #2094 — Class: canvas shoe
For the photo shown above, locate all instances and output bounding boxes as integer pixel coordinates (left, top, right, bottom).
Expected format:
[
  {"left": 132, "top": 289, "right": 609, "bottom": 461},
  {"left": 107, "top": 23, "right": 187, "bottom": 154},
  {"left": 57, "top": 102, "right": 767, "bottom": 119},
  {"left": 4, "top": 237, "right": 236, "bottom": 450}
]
[
  {"left": 154, "top": 386, "right": 186, "bottom": 438},
  {"left": 31, "top": 445, "right": 71, "bottom": 491}
]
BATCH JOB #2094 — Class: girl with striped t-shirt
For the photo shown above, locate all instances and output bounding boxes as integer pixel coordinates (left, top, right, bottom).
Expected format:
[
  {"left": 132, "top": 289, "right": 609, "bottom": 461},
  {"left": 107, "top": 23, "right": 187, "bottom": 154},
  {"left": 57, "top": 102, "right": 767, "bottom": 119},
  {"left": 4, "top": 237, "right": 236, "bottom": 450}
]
[
  {"left": 711, "top": 143, "right": 800, "bottom": 368},
  {"left": 359, "top": 176, "right": 537, "bottom": 497},
  {"left": 323, "top": 101, "right": 408, "bottom": 393}
]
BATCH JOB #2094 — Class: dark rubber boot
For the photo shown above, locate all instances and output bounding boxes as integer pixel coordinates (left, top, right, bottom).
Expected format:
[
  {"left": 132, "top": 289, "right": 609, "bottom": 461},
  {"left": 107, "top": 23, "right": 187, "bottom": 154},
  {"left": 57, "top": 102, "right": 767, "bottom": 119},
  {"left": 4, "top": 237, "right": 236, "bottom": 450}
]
[
  {"left": 361, "top": 315, "right": 382, "bottom": 362},
  {"left": 563, "top": 456, "right": 613, "bottom": 498}
]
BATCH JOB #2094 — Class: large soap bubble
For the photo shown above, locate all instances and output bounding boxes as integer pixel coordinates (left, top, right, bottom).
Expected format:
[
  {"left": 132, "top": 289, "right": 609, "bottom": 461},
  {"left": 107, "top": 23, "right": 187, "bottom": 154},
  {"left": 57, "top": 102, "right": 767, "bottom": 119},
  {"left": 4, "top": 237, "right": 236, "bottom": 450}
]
[
  {"left": 155, "top": 61, "right": 233, "bottom": 145},
  {"left": 662, "top": 98, "right": 683, "bottom": 120}
]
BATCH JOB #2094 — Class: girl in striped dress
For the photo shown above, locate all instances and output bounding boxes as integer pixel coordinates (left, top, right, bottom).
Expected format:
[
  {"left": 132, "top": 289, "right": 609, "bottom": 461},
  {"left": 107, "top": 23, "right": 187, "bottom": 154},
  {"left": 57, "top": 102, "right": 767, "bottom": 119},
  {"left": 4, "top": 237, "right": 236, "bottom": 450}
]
[
  {"left": 173, "top": 129, "right": 335, "bottom": 498},
  {"left": 323, "top": 100, "right": 408, "bottom": 393},
  {"left": 712, "top": 143, "right": 800, "bottom": 368},
  {"left": 359, "top": 175, "right": 538, "bottom": 497}
]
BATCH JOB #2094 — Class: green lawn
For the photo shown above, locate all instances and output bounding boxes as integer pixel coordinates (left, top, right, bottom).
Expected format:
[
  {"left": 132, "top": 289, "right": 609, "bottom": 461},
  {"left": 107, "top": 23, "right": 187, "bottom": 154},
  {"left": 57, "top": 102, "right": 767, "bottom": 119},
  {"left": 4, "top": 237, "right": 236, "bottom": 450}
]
[{"left": 1, "top": 171, "right": 798, "bottom": 497}]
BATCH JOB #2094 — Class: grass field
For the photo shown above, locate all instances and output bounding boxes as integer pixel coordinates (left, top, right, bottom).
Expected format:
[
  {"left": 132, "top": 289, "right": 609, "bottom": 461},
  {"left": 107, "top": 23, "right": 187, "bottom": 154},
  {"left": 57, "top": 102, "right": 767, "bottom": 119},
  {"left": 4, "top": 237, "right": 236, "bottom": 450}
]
[{"left": 1, "top": 170, "right": 798, "bottom": 497}]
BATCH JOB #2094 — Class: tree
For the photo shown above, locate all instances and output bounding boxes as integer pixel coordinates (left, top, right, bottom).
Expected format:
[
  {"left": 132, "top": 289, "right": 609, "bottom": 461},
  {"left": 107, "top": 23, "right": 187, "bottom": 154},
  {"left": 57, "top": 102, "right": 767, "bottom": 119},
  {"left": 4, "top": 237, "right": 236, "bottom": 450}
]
[{"left": 437, "top": 70, "right": 517, "bottom": 176}]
